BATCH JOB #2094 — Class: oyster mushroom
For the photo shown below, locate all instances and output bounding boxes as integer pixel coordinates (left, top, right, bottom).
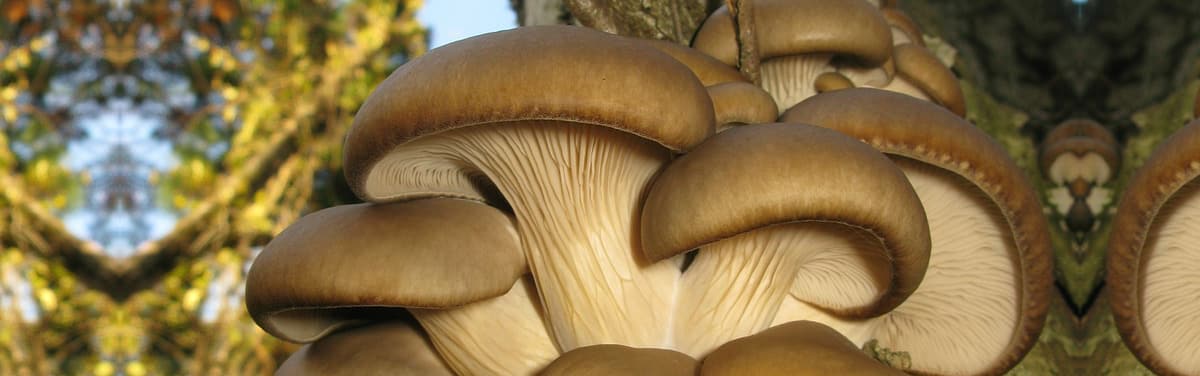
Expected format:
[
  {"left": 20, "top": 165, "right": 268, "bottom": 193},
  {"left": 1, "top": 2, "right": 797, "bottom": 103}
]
[
  {"left": 874, "top": 43, "right": 965, "bottom": 116},
  {"left": 1039, "top": 118, "right": 1120, "bottom": 235},
  {"left": 641, "top": 39, "right": 777, "bottom": 129},
  {"left": 244, "top": 199, "right": 557, "bottom": 375},
  {"left": 276, "top": 320, "right": 453, "bottom": 376},
  {"left": 1108, "top": 120, "right": 1200, "bottom": 376},
  {"left": 692, "top": 0, "right": 893, "bottom": 111},
  {"left": 699, "top": 321, "right": 903, "bottom": 375},
  {"left": 781, "top": 88, "right": 1052, "bottom": 375},
  {"left": 641, "top": 123, "right": 930, "bottom": 357},
  {"left": 881, "top": 7, "right": 925, "bottom": 47},
  {"left": 343, "top": 25, "right": 713, "bottom": 350},
  {"left": 540, "top": 345, "right": 697, "bottom": 376}
]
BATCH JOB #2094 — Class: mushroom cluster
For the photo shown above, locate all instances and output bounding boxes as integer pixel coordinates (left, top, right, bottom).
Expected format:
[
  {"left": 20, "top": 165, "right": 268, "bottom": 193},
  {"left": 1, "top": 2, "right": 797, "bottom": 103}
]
[
  {"left": 1108, "top": 119, "right": 1200, "bottom": 376},
  {"left": 244, "top": 22, "right": 1050, "bottom": 376},
  {"left": 691, "top": 0, "right": 965, "bottom": 116}
]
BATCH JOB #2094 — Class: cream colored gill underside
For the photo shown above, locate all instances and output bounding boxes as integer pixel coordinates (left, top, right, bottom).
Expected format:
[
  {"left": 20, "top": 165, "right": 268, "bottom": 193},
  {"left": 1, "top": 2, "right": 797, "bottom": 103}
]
[
  {"left": 760, "top": 54, "right": 835, "bottom": 113},
  {"left": 673, "top": 222, "right": 891, "bottom": 357},
  {"left": 381, "top": 123, "right": 679, "bottom": 351},
  {"left": 1048, "top": 153, "right": 1111, "bottom": 184},
  {"left": 877, "top": 158, "right": 1020, "bottom": 375},
  {"left": 1140, "top": 180, "right": 1200, "bottom": 374},
  {"left": 412, "top": 277, "right": 558, "bottom": 376},
  {"left": 775, "top": 158, "right": 1021, "bottom": 375}
]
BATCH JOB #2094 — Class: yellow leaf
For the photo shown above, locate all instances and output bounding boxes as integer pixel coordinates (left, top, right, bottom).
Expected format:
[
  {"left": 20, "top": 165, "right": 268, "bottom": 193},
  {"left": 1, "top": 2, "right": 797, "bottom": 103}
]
[
  {"left": 182, "top": 288, "right": 203, "bottom": 311},
  {"left": 94, "top": 362, "right": 115, "bottom": 376},
  {"left": 36, "top": 288, "right": 56, "bottom": 312}
]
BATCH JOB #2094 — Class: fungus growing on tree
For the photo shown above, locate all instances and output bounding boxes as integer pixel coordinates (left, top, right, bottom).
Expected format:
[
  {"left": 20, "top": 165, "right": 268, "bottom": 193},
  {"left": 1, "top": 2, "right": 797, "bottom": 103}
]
[
  {"left": 342, "top": 25, "right": 713, "bottom": 350},
  {"left": 641, "top": 39, "right": 777, "bottom": 129},
  {"left": 1108, "top": 120, "right": 1200, "bottom": 376},
  {"left": 1039, "top": 118, "right": 1120, "bottom": 235},
  {"left": 692, "top": 0, "right": 893, "bottom": 111},
  {"left": 781, "top": 88, "right": 1052, "bottom": 375},
  {"left": 641, "top": 123, "right": 930, "bottom": 357},
  {"left": 244, "top": 199, "right": 557, "bottom": 375}
]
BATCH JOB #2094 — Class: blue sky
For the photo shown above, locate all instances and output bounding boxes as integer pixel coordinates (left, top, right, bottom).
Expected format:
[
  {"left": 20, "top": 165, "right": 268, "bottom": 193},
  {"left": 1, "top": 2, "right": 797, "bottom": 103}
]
[{"left": 417, "top": 0, "right": 518, "bottom": 48}]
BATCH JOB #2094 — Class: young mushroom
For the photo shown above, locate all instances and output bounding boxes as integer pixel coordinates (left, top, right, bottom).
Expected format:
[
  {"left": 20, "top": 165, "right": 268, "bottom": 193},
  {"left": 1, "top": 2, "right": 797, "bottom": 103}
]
[
  {"left": 692, "top": 0, "right": 893, "bottom": 112},
  {"left": 640, "top": 39, "right": 778, "bottom": 130},
  {"left": 342, "top": 25, "right": 713, "bottom": 350},
  {"left": 881, "top": 7, "right": 925, "bottom": 47},
  {"left": 275, "top": 320, "right": 454, "bottom": 376},
  {"left": 874, "top": 43, "right": 966, "bottom": 116},
  {"left": 1039, "top": 118, "right": 1120, "bottom": 236},
  {"left": 1108, "top": 120, "right": 1200, "bottom": 376},
  {"left": 244, "top": 199, "right": 557, "bottom": 375},
  {"left": 781, "top": 88, "right": 1052, "bottom": 375},
  {"left": 698, "top": 321, "right": 904, "bottom": 375},
  {"left": 641, "top": 123, "right": 930, "bottom": 357}
]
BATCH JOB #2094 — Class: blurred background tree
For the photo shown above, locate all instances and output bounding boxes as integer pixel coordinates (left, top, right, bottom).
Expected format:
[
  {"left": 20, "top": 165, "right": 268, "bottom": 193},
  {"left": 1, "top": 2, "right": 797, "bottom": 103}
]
[{"left": 0, "top": 0, "right": 425, "bottom": 374}]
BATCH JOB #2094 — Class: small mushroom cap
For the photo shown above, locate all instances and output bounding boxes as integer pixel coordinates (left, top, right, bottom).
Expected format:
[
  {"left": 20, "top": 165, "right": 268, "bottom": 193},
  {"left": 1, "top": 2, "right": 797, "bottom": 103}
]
[
  {"left": 1039, "top": 119, "right": 1120, "bottom": 181},
  {"left": 245, "top": 198, "right": 524, "bottom": 343},
  {"left": 540, "top": 345, "right": 698, "bottom": 376},
  {"left": 641, "top": 38, "right": 747, "bottom": 86},
  {"left": 276, "top": 320, "right": 454, "bottom": 376},
  {"left": 1043, "top": 118, "right": 1118, "bottom": 147},
  {"left": 881, "top": 8, "right": 924, "bottom": 46},
  {"left": 892, "top": 43, "right": 965, "bottom": 116},
  {"left": 698, "top": 321, "right": 903, "bottom": 376},
  {"left": 815, "top": 72, "right": 856, "bottom": 93},
  {"left": 707, "top": 82, "right": 779, "bottom": 129},
  {"left": 692, "top": 0, "right": 892, "bottom": 66},
  {"left": 782, "top": 88, "right": 1052, "bottom": 375},
  {"left": 641, "top": 123, "right": 930, "bottom": 318},
  {"left": 345, "top": 25, "right": 713, "bottom": 201},
  {"left": 1109, "top": 120, "right": 1200, "bottom": 376}
]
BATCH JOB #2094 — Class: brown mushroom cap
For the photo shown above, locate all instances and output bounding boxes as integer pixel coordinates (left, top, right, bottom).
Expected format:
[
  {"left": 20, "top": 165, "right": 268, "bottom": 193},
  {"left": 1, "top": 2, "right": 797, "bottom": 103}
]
[
  {"left": 642, "top": 123, "right": 929, "bottom": 356},
  {"left": 692, "top": 0, "right": 892, "bottom": 66},
  {"left": 345, "top": 25, "right": 713, "bottom": 202},
  {"left": 1039, "top": 119, "right": 1120, "bottom": 180},
  {"left": 342, "top": 25, "right": 713, "bottom": 350},
  {"left": 781, "top": 88, "right": 1051, "bottom": 375},
  {"left": 275, "top": 320, "right": 454, "bottom": 376},
  {"left": 881, "top": 8, "right": 925, "bottom": 46},
  {"left": 1108, "top": 120, "right": 1200, "bottom": 376},
  {"left": 692, "top": 0, "right": 893, "bottom": 111},
  {"left": 815, "top": 72, "right": 856, "bottom": 93},
  {"left": 1043, "top": 118, "right": 1118, "bottom": 147},
  {"left": 641, "top": 38, "right": 747, "bottom": 86},
  {"left": 888, "top": 43, "right": 965, "bottom": 116},
  {"left": 698, "top": 321, "right": 903, "bottom": 376},
  {"left": 245, "top": 198, "right": 524, "bottom": 343},
  {"left": 540, "top": 345, "right": 698, "bottom": 376},
  {"left": 707, "top": 81, "right": 779, "bottom": 130}
]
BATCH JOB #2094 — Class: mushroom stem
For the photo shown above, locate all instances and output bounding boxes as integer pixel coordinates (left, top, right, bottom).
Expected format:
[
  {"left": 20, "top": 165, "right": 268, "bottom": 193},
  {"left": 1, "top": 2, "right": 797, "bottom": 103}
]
[
  {"left": 399, "top": 122, "right": 680, "bottom": 350},
  {"left": 673, "top": 222, "right": 892, "bottom": 357},
  {"left": 410, "top": 277, "right": 558, "bottom": 375},
  {"left": 759, "top": 53, "right": 835, "bottom": 112}
]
